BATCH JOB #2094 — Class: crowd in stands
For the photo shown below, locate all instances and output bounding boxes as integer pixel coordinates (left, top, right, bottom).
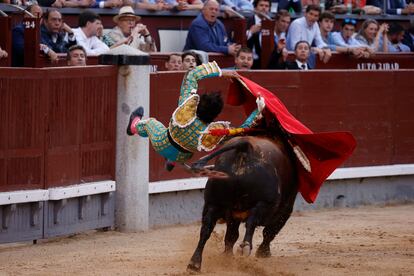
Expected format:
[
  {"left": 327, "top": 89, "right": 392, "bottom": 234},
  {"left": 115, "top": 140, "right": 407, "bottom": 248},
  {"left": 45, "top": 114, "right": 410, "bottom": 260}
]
[{"left": 1, "top": 0, "right": 413, "bottom": 68}]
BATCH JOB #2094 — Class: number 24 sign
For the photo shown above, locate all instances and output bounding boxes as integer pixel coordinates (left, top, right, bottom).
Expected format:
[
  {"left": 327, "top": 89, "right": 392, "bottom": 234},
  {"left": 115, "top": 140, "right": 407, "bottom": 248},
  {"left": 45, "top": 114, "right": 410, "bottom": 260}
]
[{"left": 24, "top": 21, "right": 36, "bottom": 29}]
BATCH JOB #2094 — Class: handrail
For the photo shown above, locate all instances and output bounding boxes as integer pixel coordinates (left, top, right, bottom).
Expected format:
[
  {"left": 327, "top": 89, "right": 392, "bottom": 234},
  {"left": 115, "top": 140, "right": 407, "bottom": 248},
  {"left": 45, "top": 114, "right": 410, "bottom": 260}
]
[
  {"left": 255, "top": 11, "right": 272, "bottom": 21},
  {"left": 2, "top": 3, "right": 34, "bottom": 17}
]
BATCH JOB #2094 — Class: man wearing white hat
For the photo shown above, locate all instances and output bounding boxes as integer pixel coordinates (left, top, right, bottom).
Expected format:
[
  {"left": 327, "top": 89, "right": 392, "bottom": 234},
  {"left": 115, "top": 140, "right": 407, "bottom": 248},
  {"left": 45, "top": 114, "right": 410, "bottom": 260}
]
[{"left": 103, "top": 6, "right": 157, "bottom": 52}]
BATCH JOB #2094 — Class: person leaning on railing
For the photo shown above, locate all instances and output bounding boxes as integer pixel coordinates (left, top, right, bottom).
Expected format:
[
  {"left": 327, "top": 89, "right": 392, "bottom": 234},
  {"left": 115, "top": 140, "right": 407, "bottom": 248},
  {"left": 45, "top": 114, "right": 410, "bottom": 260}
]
[
  {"left": 319, "top": 12, "right": 370, "bottom": 58},
  {"left": 286, "top": 4, "right": 332, "bottom": 64},
  {"left": 354, "top": 19, "right": 389, "bottom": 52},
  {"left": 39, "top": 8, "right": 77, "bottom": 63},
  {"left": 379, "top": 22, "right": 411, "bottom": 52}
]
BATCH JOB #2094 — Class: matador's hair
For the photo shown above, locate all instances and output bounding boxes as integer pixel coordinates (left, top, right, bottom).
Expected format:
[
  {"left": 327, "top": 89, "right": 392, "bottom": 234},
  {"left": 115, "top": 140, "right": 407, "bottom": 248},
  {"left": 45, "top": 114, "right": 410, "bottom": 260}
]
[{"left": 197, "top": 91, "right": 224, "bottom": 124}]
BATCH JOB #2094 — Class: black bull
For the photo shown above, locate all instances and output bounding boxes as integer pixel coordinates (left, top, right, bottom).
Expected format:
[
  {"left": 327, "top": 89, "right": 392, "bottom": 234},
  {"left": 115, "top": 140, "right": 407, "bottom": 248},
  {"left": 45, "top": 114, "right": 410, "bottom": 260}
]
[{"left": 187, "top": 135, "right": 299, "bottom": 272}]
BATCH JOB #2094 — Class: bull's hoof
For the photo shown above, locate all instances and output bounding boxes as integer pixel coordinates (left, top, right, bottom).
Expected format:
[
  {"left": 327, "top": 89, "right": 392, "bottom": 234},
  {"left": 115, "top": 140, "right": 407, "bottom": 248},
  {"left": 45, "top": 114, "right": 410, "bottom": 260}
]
[
  {"left": 256, "top": 247, "right": 272, "bottom": 258},
  {"left": 187, "top": 262, "right": 201, "bottom": 273},
  {"left": 238, "top": 241, "right": 251, "bottom": 256}
]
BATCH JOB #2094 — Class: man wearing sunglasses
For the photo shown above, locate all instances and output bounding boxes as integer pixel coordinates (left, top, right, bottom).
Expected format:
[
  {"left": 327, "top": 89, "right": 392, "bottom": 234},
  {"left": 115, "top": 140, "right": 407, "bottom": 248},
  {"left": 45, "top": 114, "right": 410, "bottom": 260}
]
[
  {"left": 332, "top": 18, "right": 361, "bottom": 47},
  {"left": 318, "top": 12, "right": 370, "bottom": 58}
]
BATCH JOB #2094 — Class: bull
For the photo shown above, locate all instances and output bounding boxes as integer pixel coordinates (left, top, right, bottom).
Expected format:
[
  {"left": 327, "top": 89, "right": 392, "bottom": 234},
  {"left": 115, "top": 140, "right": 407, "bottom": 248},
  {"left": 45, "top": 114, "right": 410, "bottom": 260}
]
[{"left": 187, "top": 133, "right": 298, "bottom": 272}]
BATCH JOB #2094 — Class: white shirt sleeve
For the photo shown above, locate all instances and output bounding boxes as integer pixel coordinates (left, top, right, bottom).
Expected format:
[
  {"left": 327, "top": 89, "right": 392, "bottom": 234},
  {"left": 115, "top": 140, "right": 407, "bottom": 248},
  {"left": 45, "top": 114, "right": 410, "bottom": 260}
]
[
  {"left": 73, "top": 28, "right": 109, "bottom": 56},
  {"left": 88, "top": 37, "right": 109, "bottom": 56},
  {"left": 286, "top": 19, "right": 303, "bottom": 51},
  {"left": 313, "top": 24, "right": 328, "bottom": 49}
]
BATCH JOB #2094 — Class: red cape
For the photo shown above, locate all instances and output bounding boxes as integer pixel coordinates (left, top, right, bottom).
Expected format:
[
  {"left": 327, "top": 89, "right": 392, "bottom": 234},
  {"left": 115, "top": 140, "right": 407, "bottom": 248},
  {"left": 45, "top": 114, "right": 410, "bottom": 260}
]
[{"left": 227, "top": 76, "right": 357, "bottom": 203}]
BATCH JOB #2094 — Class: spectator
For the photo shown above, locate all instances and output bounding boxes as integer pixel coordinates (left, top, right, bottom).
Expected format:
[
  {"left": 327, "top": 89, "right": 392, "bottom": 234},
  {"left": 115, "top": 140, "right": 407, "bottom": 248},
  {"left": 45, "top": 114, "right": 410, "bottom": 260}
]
[
  {"left": 278, "top": 0, "right": 302, "bottom": 13},
  {"left": 183, "top": 0, "right": 241, "bottom": 55},
  {"left": 67, "top": 45, "right": 87, "bottom": 66},
  {"left": 248, "top": 8, "right": 290, "bottom": 68},
  {"left": 286, "top": 5, "right": 331, "bottom": 63},
  {"left": 0, "top": 47, "right": 7, "bottom": 59},
  {"left": 380, "top": 23, "right": 411, "bottom": 52},
  {"left": 273, "top": 9, "right": 291, "bottom": 44},
  {"left": 318, "top": 11, "right": 337, "bottom": 49},
  {"left": 332, "top": 18, "right": 362, "bottom": 47},
  {"left": 355, "top": 19, "right": 388, "bottom": 52},
  {"left": 221, "top": 0, "right": 254, "bottom": 13},
  {"left": 11, "top": 4, "right": 43, "bottom": 67},
  {"left": 402, "top": 21, "right": 414, "bottom": 51},
  {"left": 319, "top": 12, "right": 370, "bottom": 58},
  {"left": 136, "top": 0, "right": 176, "bottom": 11},
  {"left": 182, "top": 51, "right": 201, "bottom": 70},
  {"left": 44, "top": 0, "right": 123, "bottom": 8},
  {"left": 73, "top": 10, "right": 109, "bottom": 56},
  {"left": 40, "top": 9, "right": 76, "bottom": 64},
  {"left": 268, "top": 40, "right": 312, "bottom": 70},
  {"left": 103, "top": 6, "right": 157, "bottom": 52},
  {"left": 173, "top": 0, "right": 204, "bottom": 11},
  {"left": 366, "top": 0, "right": 414, "bottom": 14},
  {"left": 233, "top": 47, "right": 254, "bottom": 70},
  {"left": 246, "top": 0, "right": 272, "bottom": 68},
  {"left": 165, "top": 53, "right": 182, "bottom": 70}
]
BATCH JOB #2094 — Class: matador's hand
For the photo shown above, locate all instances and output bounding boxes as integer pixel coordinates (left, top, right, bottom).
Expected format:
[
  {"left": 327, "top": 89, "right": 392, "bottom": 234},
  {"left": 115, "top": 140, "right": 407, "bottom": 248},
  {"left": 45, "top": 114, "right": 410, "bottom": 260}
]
[{"left": 222, "top": 70, "right": 240, "bottom": 79}]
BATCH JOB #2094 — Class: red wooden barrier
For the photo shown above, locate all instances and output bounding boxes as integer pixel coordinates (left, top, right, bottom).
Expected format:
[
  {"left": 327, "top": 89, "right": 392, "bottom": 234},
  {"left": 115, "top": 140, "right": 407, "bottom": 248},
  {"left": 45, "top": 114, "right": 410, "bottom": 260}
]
[
  {"left": 23, "top": 17, "right": 41, "bottom": 68},
  {"left": 0, "top": 66, "right": 117, "bottom": 192},
  {"left": 260, "top": 19, "right": 275, "bottom": 69}
]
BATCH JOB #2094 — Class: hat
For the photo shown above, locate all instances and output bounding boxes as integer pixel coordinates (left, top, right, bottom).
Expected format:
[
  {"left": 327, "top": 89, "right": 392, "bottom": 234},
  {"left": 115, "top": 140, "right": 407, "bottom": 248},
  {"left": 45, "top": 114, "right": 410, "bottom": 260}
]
[{"left": 113, "top": 6, "right": 141, "bottom": 23}]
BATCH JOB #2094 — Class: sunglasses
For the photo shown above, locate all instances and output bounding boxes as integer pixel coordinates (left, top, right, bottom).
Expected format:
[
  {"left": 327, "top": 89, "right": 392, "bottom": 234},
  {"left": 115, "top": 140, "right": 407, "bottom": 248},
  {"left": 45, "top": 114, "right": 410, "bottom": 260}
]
[{"left": 344, "top": 18, "right": 357, "bottom": 25}]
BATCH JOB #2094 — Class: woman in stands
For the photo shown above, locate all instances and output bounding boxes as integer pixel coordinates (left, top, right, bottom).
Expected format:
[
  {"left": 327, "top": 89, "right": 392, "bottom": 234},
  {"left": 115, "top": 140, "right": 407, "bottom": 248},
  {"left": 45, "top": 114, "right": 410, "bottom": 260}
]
[{"left": 355, "top": 19, "right": 389, "bottom": 52}]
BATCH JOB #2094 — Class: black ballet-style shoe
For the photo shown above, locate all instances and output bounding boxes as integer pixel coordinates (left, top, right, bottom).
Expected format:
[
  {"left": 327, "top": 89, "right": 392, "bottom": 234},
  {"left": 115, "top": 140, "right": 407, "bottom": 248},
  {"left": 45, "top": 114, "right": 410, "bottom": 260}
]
[{"left": 126, "top": 106, "right": 144, "bottom": 136}]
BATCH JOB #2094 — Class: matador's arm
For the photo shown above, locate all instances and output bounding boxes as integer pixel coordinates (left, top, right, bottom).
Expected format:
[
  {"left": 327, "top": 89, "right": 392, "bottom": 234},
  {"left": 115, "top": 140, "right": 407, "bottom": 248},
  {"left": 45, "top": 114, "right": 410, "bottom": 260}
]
[{"left": 177, "top": 61, "right": 222, "bottom": 106}]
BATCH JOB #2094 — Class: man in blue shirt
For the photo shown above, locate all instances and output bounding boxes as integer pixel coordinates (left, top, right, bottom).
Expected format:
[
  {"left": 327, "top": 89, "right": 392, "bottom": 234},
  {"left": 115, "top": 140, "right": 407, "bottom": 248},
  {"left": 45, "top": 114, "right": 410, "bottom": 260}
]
[
  {"left": 331, "top": 18, "right": 362, "bottom": 48},
  {"left": 380, "top": 23, "right": 411, "bottom": 52},
  {"left": 286, "top": 5, "right": 331, "bottom": 63},
  {"left": 184, "top": 0, "right": 241, "bottom": 55}
]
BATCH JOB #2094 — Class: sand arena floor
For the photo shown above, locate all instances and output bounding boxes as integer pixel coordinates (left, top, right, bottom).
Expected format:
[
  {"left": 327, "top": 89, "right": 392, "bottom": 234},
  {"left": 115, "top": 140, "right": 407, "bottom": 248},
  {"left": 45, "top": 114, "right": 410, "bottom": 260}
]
[{"left": 0, "top": 204, "right": 413, "bottom": 276}]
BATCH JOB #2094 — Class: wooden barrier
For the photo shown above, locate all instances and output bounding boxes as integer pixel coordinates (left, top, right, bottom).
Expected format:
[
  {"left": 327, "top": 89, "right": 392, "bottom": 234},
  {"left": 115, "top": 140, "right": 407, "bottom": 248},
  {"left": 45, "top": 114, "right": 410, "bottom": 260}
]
[
  {"left": 23, "top": 17, "right": 41, "bottom": 68},
  {"left": 149, "top": 70, "right": 414, "bottom": 182},
  {"left": 0, "top": 66, "right": 117, "bottom": 192},
  {"left": 260, "top": 19, "right": 275, "bottom": 69},
  {"left": 315, "top": 52, "right": 414, "bottom": 70}
]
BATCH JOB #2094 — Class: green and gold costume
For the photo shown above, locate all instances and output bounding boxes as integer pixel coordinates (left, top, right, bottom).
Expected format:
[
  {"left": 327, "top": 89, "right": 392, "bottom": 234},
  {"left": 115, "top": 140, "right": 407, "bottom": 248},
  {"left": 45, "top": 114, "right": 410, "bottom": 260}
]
[{"left": 135, "top": 61, "right": 261, "bottom": 163}]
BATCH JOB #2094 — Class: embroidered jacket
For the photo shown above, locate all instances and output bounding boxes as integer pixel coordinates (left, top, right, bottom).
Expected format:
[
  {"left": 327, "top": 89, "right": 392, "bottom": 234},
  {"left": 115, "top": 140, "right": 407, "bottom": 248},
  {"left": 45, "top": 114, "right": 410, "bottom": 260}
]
[{"left": 169, "top": 61, "right": 261, "bottom": 152}]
